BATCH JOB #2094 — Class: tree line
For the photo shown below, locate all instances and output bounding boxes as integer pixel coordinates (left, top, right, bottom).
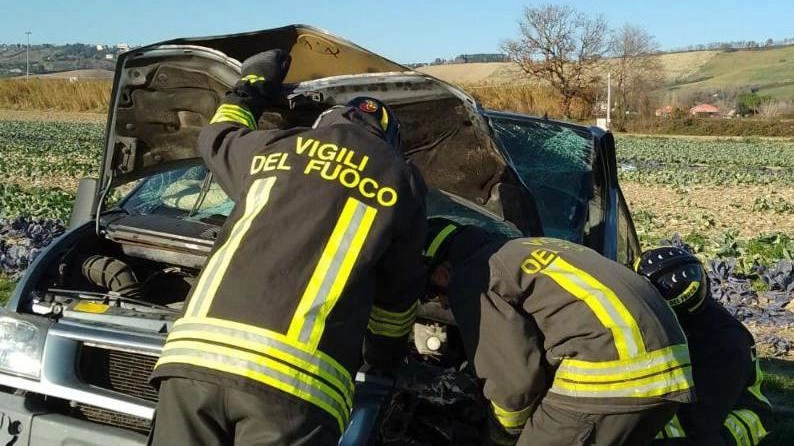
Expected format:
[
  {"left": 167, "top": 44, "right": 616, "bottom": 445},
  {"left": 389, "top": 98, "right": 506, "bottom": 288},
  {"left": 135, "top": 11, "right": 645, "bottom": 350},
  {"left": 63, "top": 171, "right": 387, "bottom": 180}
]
[{"left": 501, "top": 4, "right": 663, "bottom": 120}]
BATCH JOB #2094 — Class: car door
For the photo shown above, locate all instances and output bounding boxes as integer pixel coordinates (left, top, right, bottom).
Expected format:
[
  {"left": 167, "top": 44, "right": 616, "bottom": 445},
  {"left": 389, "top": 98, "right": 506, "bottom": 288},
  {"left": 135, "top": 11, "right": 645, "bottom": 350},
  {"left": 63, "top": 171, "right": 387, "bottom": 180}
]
[{"left": 485, "top": 111, "right": 640, "bottom": 264}]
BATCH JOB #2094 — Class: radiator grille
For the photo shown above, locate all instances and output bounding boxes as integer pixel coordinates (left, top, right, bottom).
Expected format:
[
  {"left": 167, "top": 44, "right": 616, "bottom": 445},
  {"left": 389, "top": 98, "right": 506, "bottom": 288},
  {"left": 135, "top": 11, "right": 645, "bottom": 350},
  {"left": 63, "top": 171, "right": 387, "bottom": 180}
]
[
  {"left": 75, "top": 403, "right": 151, "bottom": 434},
  {"left": 78, "top": 345, "right": 159, "bottom": 403}
]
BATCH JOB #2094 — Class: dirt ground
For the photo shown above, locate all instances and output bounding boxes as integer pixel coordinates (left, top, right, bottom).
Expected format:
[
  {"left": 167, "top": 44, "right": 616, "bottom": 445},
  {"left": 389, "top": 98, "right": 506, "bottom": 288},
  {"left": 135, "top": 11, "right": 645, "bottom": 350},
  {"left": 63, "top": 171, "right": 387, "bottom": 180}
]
[
  {"left": 0, "top": 109, "right": 105, "bottom": 122},
  {"left": 622, "top": 182, "right": 794, "bottom": 239}
]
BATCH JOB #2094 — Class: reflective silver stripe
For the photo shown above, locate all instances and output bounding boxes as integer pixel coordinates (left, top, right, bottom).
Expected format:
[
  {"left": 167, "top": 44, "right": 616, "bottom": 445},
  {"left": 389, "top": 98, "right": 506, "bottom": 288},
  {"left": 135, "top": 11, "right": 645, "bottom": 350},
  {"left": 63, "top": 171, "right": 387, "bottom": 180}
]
[
  {"left": 725, "top": 413, "right": 751, "bottom": 446},
  {"left": 733, "top": 409, "right": 767, "bottom": 445},
  {"left": 158, "top": 346, "right": 350, "bottom": 427},
  {"left": 171, "top": 321, "right": 353, "bottom": 395},
  {"left": 557, "top": 345, "right": 690, "bottom": 378},
  {"left": 549, "top": 366, "right": 693, "bottom": 398},
  {"left": 298, "top": 201, "right": 367, "bottom": 344},
  {"left": 187, "top": 178, "right": 275, "bottom": 317},
  {"left": 665, "top": 414, "right": 685, "bottom": 438}
]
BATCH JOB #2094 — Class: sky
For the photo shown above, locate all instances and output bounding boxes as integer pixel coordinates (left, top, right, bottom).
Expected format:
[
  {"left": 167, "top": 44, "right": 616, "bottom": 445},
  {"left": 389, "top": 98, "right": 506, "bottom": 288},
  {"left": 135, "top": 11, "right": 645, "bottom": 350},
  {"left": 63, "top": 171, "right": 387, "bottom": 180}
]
[{"left": 1, "top": 0, "right": 793, "bottom": 64}]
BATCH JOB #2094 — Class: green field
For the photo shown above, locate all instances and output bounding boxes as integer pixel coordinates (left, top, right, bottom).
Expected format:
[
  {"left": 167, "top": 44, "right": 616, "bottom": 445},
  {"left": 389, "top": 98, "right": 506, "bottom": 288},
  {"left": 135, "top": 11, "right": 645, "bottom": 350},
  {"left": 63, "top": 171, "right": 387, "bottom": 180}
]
[
  {"left": 1, "top": 119, "right": 793, "bottom": 442},
  {"left": 669, "top": 46, "right": 794, "bottom": 100}
]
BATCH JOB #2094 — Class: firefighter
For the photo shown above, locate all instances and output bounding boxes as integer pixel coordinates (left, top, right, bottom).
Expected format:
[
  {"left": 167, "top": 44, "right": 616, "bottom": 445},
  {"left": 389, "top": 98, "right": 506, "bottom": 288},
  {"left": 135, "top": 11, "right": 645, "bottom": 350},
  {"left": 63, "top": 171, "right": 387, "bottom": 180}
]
[
  {"left": 147, "top": 49, "right": 428, "bottom": 445},
  {"left": 423, "top": 218, "right": 695, "bottom": 446},
  {"left": 636, "top": 247, "right": 773, "bottom": 446}
]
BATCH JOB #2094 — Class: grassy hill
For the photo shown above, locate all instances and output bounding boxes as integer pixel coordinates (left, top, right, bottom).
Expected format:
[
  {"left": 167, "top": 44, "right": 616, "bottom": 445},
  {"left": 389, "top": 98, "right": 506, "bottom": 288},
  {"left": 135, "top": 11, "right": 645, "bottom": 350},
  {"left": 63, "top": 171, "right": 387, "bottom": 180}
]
[
  {"left": 419, "top": 45, "right": 794, "bottom": 100},
  {"left": 0, "top": 44, "right": 117, "bottom": 77}
]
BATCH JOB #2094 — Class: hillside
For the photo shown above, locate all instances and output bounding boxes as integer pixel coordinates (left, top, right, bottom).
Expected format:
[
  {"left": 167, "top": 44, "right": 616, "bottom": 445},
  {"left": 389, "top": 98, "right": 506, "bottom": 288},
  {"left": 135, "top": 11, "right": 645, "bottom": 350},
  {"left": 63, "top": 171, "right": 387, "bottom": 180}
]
[
  {"left": 0, "top": 43, "right": 120, "bottom": 77},
  {"left": 418, "top": 45, "right": 794, "bottom": 100}
]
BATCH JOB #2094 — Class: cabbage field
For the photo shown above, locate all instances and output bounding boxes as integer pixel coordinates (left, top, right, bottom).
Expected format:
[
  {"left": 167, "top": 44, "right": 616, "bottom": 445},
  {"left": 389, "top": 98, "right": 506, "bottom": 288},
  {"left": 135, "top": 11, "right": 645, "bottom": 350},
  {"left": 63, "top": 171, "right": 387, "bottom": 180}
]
[
  {"left": 1, "top": 120, "right": 794, "bottom": 352},
  {"left": 1, "top": 119, "right": 794, "bottom": 443}
]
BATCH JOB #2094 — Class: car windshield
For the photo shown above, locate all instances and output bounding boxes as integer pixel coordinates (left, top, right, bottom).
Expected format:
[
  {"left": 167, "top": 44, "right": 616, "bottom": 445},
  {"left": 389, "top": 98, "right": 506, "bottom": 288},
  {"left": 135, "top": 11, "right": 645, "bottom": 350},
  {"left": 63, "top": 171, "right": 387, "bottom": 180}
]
[
  {"left": 489, "top": 116, "right": 594, "bottom": 243},
  {"left": 120, "top": 165, "right": 234, "bottom": 221},
  {"left": 119, "top": 165, "right": 521, "bottom": 235}
]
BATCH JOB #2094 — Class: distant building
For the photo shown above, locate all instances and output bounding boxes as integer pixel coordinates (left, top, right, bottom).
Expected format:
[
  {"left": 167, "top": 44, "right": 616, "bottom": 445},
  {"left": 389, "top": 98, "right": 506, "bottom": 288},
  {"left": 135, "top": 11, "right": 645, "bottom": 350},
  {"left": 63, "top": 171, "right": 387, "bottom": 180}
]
[
  {"left": 105, "top": 54, "right": 114, "bottom": 60},
  {"left": 655, "top": 105, "right": 674, "bottom": 117},
  {"left": 96, "top": 45, "right": 104, "bottom": 51},
  {"left": 689, "top": 103, "right": 720, "bottom": 117},
  {"left": 116, "top": 43, "right": 130, "bottom": 51},
  {"left": 453, "top": 53, "right": 509, "bottom": 63}
]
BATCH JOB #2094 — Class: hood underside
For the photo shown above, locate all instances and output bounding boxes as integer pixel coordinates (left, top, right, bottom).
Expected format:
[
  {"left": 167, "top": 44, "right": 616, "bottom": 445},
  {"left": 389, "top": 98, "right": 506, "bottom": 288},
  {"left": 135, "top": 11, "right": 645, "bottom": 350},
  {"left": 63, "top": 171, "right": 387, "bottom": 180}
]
[{"left": 102, "top": 25, "right": 534, "bottom": 231}]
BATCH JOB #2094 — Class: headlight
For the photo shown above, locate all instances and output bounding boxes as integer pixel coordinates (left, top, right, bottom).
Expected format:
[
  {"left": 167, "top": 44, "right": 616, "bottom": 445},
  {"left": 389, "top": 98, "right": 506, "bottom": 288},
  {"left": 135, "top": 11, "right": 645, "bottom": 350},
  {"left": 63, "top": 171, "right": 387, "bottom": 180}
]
[{"left": 0, "top": 310, "right": 50, "bottom": 380}]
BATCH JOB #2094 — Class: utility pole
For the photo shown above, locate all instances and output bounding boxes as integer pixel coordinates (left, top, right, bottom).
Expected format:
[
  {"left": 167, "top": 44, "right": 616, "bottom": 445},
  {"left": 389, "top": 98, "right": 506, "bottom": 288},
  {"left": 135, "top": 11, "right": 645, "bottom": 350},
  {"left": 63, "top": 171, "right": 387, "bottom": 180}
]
[
  {"left": 606, "top": 72, "right": 612, "bottom": 129},
  {"left": 25, "top": 31, "right": 32, "bottom": 79}
]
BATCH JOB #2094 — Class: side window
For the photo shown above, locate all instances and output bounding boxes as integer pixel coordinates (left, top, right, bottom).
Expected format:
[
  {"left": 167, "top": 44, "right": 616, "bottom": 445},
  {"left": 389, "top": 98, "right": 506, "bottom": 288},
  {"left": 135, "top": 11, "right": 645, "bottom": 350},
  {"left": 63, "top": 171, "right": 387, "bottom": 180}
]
[
  {"left": 616, "top": 189, "right": 640, "bottom": 267},
  {"left": 490, "top": 117, "right": 594, "bottom": 244}
]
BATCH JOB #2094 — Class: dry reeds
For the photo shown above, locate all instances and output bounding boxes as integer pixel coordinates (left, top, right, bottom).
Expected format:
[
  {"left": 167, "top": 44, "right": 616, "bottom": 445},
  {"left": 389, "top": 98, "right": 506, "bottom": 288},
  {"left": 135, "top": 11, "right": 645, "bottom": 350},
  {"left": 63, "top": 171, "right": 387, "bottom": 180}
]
[
  {"left": 0, "top": 78, "right": 111, "bottom": 112},
  {"left": 462, "top": 83, "right": 591, "bottom": 120}
]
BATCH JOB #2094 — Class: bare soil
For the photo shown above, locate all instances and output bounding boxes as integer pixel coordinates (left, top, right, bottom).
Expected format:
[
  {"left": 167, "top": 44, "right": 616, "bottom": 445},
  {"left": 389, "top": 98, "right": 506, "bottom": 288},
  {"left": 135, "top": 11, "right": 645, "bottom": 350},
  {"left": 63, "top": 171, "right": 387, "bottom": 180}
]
[
  {"left": 621, "top": 182, "right": 794, "bottom": 238},
  {"left": 0, "top": 109, "right": 106, "bottom": 123}
]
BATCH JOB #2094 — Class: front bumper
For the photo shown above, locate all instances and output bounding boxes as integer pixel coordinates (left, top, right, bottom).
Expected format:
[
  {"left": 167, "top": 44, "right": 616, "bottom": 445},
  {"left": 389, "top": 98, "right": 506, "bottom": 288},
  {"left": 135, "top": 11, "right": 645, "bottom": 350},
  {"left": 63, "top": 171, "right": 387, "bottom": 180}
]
[{"left": 0, "top": 390, "right": 147, "bottom": 446}]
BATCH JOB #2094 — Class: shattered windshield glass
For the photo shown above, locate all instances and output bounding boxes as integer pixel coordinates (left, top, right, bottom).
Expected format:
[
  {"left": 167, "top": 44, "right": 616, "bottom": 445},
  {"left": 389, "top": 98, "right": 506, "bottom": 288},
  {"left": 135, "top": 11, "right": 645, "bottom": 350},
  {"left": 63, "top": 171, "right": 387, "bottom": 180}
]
[
  {"left": 490, "top": 117, "right": 593, "bottom": 243},
  {"left": 120, "top": 165, "right": 234, "bottom": 220}
]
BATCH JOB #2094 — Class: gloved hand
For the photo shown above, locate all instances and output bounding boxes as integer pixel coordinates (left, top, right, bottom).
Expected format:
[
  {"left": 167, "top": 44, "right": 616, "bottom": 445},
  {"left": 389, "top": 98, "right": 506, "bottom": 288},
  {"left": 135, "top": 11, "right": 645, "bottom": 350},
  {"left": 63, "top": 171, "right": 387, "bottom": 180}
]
[
  {"left": 224, "top": 49, "right": 292, "bottom": 122},
  {"left": 239, "top": 49, "right": 292, "bottom": 94}
]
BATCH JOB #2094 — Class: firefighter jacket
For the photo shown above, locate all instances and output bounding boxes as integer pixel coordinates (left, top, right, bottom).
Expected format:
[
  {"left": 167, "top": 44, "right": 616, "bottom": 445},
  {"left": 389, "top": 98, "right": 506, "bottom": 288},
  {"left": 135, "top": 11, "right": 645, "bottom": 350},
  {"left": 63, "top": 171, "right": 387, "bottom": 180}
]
[
  {"left": 654, "top": 298, "right": 773, "bottom": 446},
  {"left": 443, "top": 230, "right": 695, "bottom": 432},
  {"left": 151, "top": 101, "right": 427, "bottom": 434}
]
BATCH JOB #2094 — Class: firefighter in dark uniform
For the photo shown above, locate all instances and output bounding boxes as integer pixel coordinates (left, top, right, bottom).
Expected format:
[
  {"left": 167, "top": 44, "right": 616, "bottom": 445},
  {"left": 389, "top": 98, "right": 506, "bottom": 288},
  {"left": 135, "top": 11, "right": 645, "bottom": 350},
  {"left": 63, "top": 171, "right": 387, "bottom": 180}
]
[
  {"left": 147, "top": 49, "right": 428, "bottom": 445},
  {"left": 423, "top": 218, "right": 695, "bottom": 446},
  {"left": 636, "top": 247, "right": 773, "bottom": 446}
]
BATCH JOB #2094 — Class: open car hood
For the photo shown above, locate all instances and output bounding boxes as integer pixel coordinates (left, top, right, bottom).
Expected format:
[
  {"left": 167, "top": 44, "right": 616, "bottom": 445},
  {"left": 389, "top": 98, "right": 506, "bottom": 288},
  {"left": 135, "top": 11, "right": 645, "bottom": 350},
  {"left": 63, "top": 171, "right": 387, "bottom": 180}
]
[
  {"left": 100, "top": 24, "right": 410, "bottom": 189},
  {"left": 99, "top": 24, "right": 592, "bottom": 241}
]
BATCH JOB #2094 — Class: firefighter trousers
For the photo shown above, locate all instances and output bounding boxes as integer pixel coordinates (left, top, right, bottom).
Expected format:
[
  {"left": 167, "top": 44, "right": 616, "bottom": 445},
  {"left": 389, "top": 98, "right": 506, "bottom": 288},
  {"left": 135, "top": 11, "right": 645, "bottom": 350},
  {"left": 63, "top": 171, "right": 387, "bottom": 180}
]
[
  {"left": 516, "top": 400, "right": 679, "bottom": 446},
  {"left": 147, "top": 377, "right": 340, "bottom": 446}
]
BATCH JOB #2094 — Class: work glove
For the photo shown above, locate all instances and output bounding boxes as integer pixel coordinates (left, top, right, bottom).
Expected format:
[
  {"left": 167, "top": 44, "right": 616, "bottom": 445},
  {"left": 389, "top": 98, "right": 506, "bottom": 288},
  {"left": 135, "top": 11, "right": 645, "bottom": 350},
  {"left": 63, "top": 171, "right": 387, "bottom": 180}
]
[{"left": 224, "top": 49, "right": 292, "bottom": 122}]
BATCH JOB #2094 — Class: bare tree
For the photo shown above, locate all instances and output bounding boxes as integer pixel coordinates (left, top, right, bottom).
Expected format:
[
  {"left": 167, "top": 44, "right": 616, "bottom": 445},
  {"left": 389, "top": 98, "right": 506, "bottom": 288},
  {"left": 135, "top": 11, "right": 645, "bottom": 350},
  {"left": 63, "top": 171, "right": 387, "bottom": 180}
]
[
  {"left": 502, "top": 4, "right": 610, "bottom": 118},
  {"left": 610, "top": 24, "right": 665, "bottom": 120}
]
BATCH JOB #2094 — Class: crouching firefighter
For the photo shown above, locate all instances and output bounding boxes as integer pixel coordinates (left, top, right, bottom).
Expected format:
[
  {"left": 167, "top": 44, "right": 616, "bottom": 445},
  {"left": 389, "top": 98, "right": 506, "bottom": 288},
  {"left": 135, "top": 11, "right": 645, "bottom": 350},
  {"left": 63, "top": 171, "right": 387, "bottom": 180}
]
[
  {"left": 147, "top": 49, "right": 428, "bottom": 446},
  {"left": 423, "top": 218, "right": 695, "bottom": 446},
  {"left": 636, "top": 247, "right": 773, "bottom": 446}
]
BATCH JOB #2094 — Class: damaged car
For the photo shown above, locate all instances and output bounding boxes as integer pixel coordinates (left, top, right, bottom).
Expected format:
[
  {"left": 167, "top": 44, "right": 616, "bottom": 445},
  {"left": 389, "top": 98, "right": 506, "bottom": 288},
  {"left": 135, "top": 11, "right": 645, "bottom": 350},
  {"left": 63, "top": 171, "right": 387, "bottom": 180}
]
[{"left": 0, "top": 25, "right": 639, "bottom": 445}]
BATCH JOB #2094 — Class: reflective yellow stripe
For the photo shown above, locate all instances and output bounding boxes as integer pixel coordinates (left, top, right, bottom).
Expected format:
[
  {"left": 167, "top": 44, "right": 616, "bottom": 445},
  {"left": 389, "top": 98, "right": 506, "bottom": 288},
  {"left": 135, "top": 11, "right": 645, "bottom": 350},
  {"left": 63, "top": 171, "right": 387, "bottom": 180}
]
[
  {"left": 748, "top": 354, "right": 771, "bottom": 407},
  {"left": 425, "top": 224, "right": 457, "bottom": 258},
  {"left": 379, "top": 106, "right": 389, "bottom": 131},
  {"left": 367, "top": 319, "right": 413, "bottom": 337},
  {"left": 367, "top": 301, "right": 418, "bottom": 337},
  {"left": 550, "top": 364, "right": 693, "bottom": 398},
  {"left": 541, "top": 257, "right": 645, "bottom": 359},
  {"left": 555, "top": 344, "right": 690, "bottom": 383},
  {"left": 174, "top": 317, "right": 352, "bottom": 393},
  {"left": 370, "top": 301, "right": 418, "bottom": 323},
  {"left": 491, "top": 402, "right": 531, "bottom": 429},
  {"left": 287, "top": 198, "right": 377, "bottom": 348},
  {"left": 210, "top": 104, "right": 257, "bottom": 129},
  {"left": 156, "top": 346, "right": 348, "bottom": 433},
  {"left": 167, "top": 320, "right": 353, "bottom": 399},
  {"left": 732, "top": 409, "right": 767, "bottom": 445},
  {"left": 241, "top": 74, "right": 266, "bottom": 84},
  {"left": 668, "top": 281, "right": 700, "bottom": 307},
  {"left": 187, "top": 177, "right": 277, "bottom": 317},
  {"left": 725, "top": 413, "right": 751, "bottom": 446}
]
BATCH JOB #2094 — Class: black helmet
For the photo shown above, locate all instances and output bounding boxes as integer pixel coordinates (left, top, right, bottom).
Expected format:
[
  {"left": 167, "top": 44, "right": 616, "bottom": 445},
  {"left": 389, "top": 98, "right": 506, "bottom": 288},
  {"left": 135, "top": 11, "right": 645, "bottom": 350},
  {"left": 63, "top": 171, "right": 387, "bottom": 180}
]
[
  {"left": 635, "top": 247, "right": 708, "bottom": 316},
  {"left": 311, "top": 96, "right": 402, "bottom": 151},
  {"left": 346, "top": 97, "right": 401, "bottom": 151},
  {"left": 424, "top": 217, "right": 463, "bottom": 267}
]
